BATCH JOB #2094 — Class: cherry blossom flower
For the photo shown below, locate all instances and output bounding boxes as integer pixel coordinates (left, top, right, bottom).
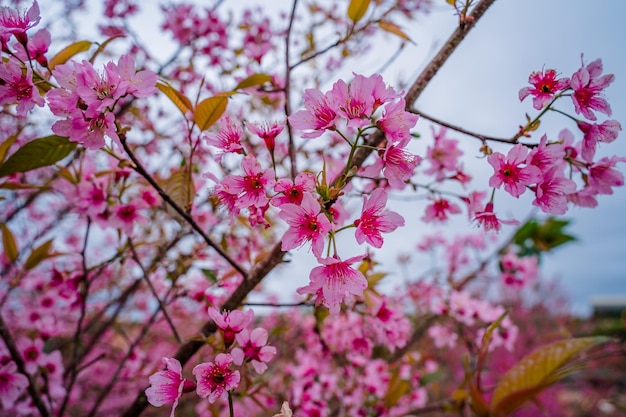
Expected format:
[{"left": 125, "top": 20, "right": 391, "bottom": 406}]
[
  {"left": 246, "top": 119, "right": 285, "bottom": 153},
  {"left": 472, "top": 202, "right": 519, "bottom": 233},
  {"left": 297, "top": 255, "right": 367, "bottom": 315},
  {"left": 327, "top": 75, "right": 376, "bottom": 127},
  {"left": 203, "top": 116, "right": 245, "bottom": 155},
  {"left": 578, "top": 119, "right": 622, "bottom": 162},
  {"left": 518, "top": 68, "right": 569, "bottom": 110},
  {"left": 377, "top": 98, "right": 419, "bottom": 142},
  {"left": 0, "top": 58, "right": 44, "bottom": 116},
  {"left": 587, "top": 156, "right": 626, "bottom": 195},
  {"left": 364, "top": 137, "right": 421, "bottom": 190},
  {"left": 487, "top": 144, "right": 541, "bottom": 198},
  {"left": 231, "top": 328, "right": 277, "bottom": 374},
  {"left": 527, "top": 134, "right": 565, "bottom": 171},
  {"left": 0, "top": 1, "right": 40, "bottom": 45},
  {"left": 193, "top": 353, "right": 240, "bottom": 404},
  {"left": 354, "top": 188, "right": 404, "bottom": 248},
  {"left": 570, "top": 57, "right": 614, "bottom": 121},
  {"left": 428, "top": 323, "right": 458, "bottom": 349},
  {"left": 0, "top": 361, "right": 29, "bottom": 410},
  {"left": 422, "top": 198, "right": 462, "bottom": 223},
  {"left": 14, "top": 28, "right": 50, "bottom": 66},
  {"left": 221, "top": 155, "right": 275, "bottom": 209},
  {"left": 279, "top": 192, "right": 332, "bottom": 257},
  {"left": 208, "top": 307, "right": 254, "bottom": 347},
  {"left": 288, "top": 88, "right": 337, "bottom": 138},
  {"left": 533, "top": 167, "right": 576, "bottom": 215},
  {"left": 500, "top": 252, "right": 538, "bottom": 289},
  {"left": 273, "top": 172, "right": 316, "bottom": 206},
  {"left": 145, "top": 357, "right": 192, "bottom": 417}
]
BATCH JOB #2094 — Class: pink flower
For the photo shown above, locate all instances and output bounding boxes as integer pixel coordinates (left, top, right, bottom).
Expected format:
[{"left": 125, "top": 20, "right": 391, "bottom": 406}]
[
  {"left": 424, "top": 127, "right": 462, "bottom": 182},
  {"left": 279, "top": 192, "right": 331, "bottom": 257},
  {"left": 327, "top": 75, "right": 376, "bottom": 127},
  {"left": 500, "top": 252, "right": 538, "bottom": 289},
  {"left": 472, "top": 202, "right": 519, "bottom": 233},
  {"left": 108, "top": 202, "right": 147, "bottom": 235},
  {"left": 377, "top": 98, "right": 419, "bottom": 142},
  {"left": 570, "top": 57, "right": 614, "bottom": 121},
  {"left": 587, "top": 156, "right": 626, "bottom": 195},
  {"left": 246, "top": 119, "right": 285, "bottom": 153},
  {"left": 578, "top": 120, "right": 621, "bottom": 163},
  {"left": 0, "top": 1, "right": 40, "bottom": 45},
  {"left": 428, "top": 323, "right": 458, "bottom": 349},
  {"left": 273, "top": 172, "right": 316, "bottom": 206},
  {"left": 0, "top": 58, "right": 44, "bottom": 115},
  {"left": 221, "top": 156, "right": 275, "bottom": 209},
  {"left": 14, "top": 28, "right": 50, "bottom": 66},
  {"left": 0, "top": 361, "right": 29, "bottom": 410},
  {"left": 354, "top": 188, "right": 404, "bottom": 248},
  {"left": 297, "top": 255, "right": 367, "bottom": 315},
  {"left": 288, "top": 88, "right": 337, "bottom": 138},
  {"left": 365, "top": 138, "right": 421, "bottom": 190},
  {"left": 231, "top": 328, "right": 277, "bottom": 374},
  {"left": 487, "top": 144, "right": 541, "bottom": 198},
  {"left": 527, "top": 134, "right": 565, "bottom": 171},
  {"left": 203, "top": 116, "right": 245, "bottom": 155},
  {"left": 422, "top": 198, "right": 462, "bottom": 223},
  {"left": 532, "top": 167, "right": 576, "bottom": 215},
  {"left": 518, "top": 68, "right": 569, "bottom": 110},
  {"left": 145, "top": 357, "right": 192, "bottom": 417},
  {"left": 193, "top": 353, "right": 240, "bottom": 404},
  {"left": 116, "top": 53, "right": 157, "bottom": 98},
  {"left": 208, "top": 307, "right": 254, "bottom": 348}
]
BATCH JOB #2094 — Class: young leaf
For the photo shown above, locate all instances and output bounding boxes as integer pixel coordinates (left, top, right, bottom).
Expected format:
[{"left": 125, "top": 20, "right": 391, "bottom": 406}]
[
  {"left": 194, "top": 95, "right": 228, "bottom": 131},
  {"left": 378, "top": 20, "right": 413, "bottom": 43},
  {"left": 490, "top": 336, "right": 610, "bottom": 417},
  {"left": 0, "top": 133, "right": 18, "bottom": 163},
  {"left": 234, "top": 73, "right": 273, "bottom": 91},
  {"left": 161, "top": 169, "right": 195, "bottom": 212},
  {"left": 89, "top": 34, "right": 125, "bottom": 64},
  {"left": 347, "top": 0, "right": 371, "bottom": 22},
  {"left": 156, "top": 82, "right": 194, "bottom": 117},
  {"left": 48, "top": 40, "right": 92, "bottom": 70},
  {"left": 0, "top": 136, "right": 77, "bottom": 178},
  {"left": 24, "top": 239, "right": 54, "bottom": 270},
  {"left": 1, "top": 223, "right": 18, "bottom": 262}
]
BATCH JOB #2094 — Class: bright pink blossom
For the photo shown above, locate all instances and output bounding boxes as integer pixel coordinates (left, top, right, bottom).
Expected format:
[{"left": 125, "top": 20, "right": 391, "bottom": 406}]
[
  {"left": 288, "top": 89, "right": 337, "bottom": 138},
  {"left": 377, "top": 98, "right": 419, "bottom": 142},
  {"left": 527, "top": 134, "right": 565, "bottom": 171},
  {"left": 500, "top": 252, "right": 538, "bottom": 289},
  {"left": 221, "top": 156, "right": 275, "bottom": 208},
  {"left": 0, "top": 58, "right": 44, "bottom": 115},
  {"left": 193, "top": 353, "right": 240, "bottom": 404},
  {"left": 518, "top": 68, "right": 569, "bottom": 110},
  {"left": 578, "top": 120, "right": 622, "bottom": 162},
  {"left": 231, "top": 328, "right": 277, "bottom": 374},
  {"left": 472, "top": 202, "right": 519, "bottom": 232},
  {"left": 0, "top": 1, "right": 40, "bottom": 45},
  {"left": 488, "top": 144, "right": 541, "bottom": 198},
  {"left": 570, "top": 57, "right": 614, "bottom": 121},
  {"left": 246, "top": 119, "right": 285, "bottom": 153},
  {"left": 365, "top": 138, "right": 421, "bottom": 189},
  {"left": 297, "top": 255, "right": 367, "bottom": 315},
  {"left": 145, "top": 357, "right": 192, "bottom": 417},
  {"left": 14, "top": 28, "right": 50, "bottom": 66},
  {"left": 0, "top": 361, "right": 29, "bottom": 410},
  {"left": 354, "top": 188, "right": 404, "bottom": 248},
  {"left": 204, "top": 116, "right": 245, "bottom": 155},
  {"left": 422, "top": 198, "right": 462, "bottom": 223},
  {"left": 533, "top": 167, "right": 576, "bottom": 215},
  {"left": 587, "top": 156, "right": 626, "bottom": 195},
  {"left": 279, "top": 192, "right": 331, "bottom": 257},
  {"left": 424, "top": 127, "right": 462, "bottom": 182},
  {"left": 327, "top": 75, "right": 377, "bottom": 127},
  {"left": 273, "top": 172, "right": 316, "bottom": 206},
  {"left": 208, "top": 307, "right": 254, "bottom": 347}
]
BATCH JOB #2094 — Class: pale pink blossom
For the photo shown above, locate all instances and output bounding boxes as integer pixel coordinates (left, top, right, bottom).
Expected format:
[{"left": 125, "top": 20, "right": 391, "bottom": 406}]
[
  {"left": 578, "top": 120, "right": 622, "bottom": 162},
  {"left": 354, "top": 188, "right": 404, "bottom": 248},
  {"left": 0, "top": 58, "right": 44, "bottom": 115},
  {"left": 288, "top": 89, "right": 337, "bottom": 138},
  {"left": 533, "top": 167, "right": 576, "bottom": 215},
  {"left": 472, "top": 202, "right": 519, "bottom": 233},
  {"left": 422, "top": 198, "right": 462, "bottom": 223},
  {"left": 377, "top": 98, "right": 419, "bottom": 142},
  {"left": 203, "top": 116, "right": 245, "bottom": 155},
  {"left": 570, "top": 57, "right": 614, "bottom": 121},
  {"left": 0, "top": 1, "right": 40, "bottom": 45},
  {"left": 193, "top": 353, "right": 240, "bottom": 404},
  {"left": 0, "top": 361, "right": 29, "bottom": 410},
  {"left": 231, "top": 328, "right": 277, "bottom": 374},
  {"left": 208, "top": 307, "right": 254, "bottom": 347},
  {"left": 297, "top": 255, "right": 367, "bottom": 315},
  {"left": 488, "top": 144, "right": 541, "bottom": 198},
  {"left": 500, "top": 252, "right": 538, "bottom": 289},
  {"left": 519, "top": 68, "right": 569, "bottom": 110},
  {"left": 424, "top": 127, "right": 462, "bottom": 181},
  {"left": 428, "top": 323, "right": 458, "bottom": 349},
  {"left": 145, "top": 357, "right": 192, "bottom": 417},
  {"left": 587, "top": 156, "right": 626, "bottom": 195},
  {"left": 279, "top": 192, "right": 331, "bottom": 257}
]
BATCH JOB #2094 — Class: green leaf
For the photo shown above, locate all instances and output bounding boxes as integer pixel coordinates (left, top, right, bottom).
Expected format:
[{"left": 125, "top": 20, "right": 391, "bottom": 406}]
[
  {"left": 490, "top": 337, "right": 610, "bottom": 417},
  {"left": 1, "top": 223, "right": 18, "bottom": 262},
  {"left": 194, "top": 95, "right": 228, "bottom": 131},
  {"left": 49, "top": 40, "right": 92, "bottom": 70},
  {"left": 234, "top": 73, "right": 273, "bottom": 91},
  {"left": 24, "top": 239, "right": 54, "bottom": 270},
  {"left": 156, "top": 82, "right": 193, "bottom": 117},
  {"left": 0, "top": 135, "right": 77, "bottom": 178},
  {"left": 0, "top": 133, "right": 19, "bottom": 163},
  {"left": 347, "top": 0, "right": 371, "bottom": 22},
  {"left": 201, "top": 269, "right": 218, "bottom": 283}
]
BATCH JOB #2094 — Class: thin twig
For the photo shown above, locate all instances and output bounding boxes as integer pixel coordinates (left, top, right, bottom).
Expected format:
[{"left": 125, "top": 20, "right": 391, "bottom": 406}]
[{"left": 284, "top": 0, "right": 299, "bottom": 179}]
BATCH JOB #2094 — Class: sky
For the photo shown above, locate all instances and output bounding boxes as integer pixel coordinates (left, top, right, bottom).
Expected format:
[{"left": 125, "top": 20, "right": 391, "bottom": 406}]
[{"left": 24, "top": 0, "right": 626, "bottom": 316}]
